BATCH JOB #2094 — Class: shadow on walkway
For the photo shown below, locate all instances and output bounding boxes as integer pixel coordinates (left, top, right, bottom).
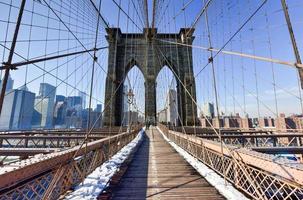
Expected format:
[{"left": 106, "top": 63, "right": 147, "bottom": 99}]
[{"left": 111, "top": 131, "right": 149, "bottom": 199}]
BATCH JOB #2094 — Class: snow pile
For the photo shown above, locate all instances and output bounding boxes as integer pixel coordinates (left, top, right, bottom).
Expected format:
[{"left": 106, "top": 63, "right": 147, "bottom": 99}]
[
  {"left": 64, "top": 129, "right": 145, "bottom": 200},
  {"left": 157, "top": 127, "right": 249, "bottom": 200}
]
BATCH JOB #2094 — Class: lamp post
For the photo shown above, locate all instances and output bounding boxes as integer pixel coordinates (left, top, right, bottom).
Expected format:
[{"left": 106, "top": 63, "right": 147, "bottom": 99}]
[{"left": 127, "top": 89, "right": 134, "bottom": 133}]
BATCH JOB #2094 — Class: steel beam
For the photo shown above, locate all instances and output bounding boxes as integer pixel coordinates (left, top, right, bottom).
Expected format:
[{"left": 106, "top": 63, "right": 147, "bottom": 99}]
[
  {"left": 0, "top": 127, "right": 127, "bottom": 136},
  {"left": 251, "top": 147, "right": 303, "bottom": 154},
  {"left": 0, "top": 148, "right": 58, "bottom": 156}
]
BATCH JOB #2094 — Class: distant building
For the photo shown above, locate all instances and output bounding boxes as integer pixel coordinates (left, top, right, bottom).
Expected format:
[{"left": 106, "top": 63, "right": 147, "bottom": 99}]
[
  {"left": 32, "top": 97, "right": 52, "bottom": 128},
  {"left": 56, "top": 95, "right": 65, "bottom": 102},
  {"left": 66, "top": 96, "right": 82, "bottom": 109},
  {"left": 39, "top": 83, "right": 56, "bottom": 99},
  {"left": 241, "top": 117, "right": 253, "bottom": 130},
  {"left": 54, "top": 95, "right": 84, "bottom": 128},
  {"left": 275, "top": 113, "right": 303, "bottom": 131},
  {"left": 95, "top": 104, "right": 102, "bottom": 112},
  {"left": 0, "top": 74, "right": 14, "bottom": 94},
  {"left": 54, "top": 97, "right": 67, "bottom": 127},
  {"left": 200, "top": 113, "right": 254, "bottom": 129},
  {"left": 158, "top": 109, "right": 167, "bottom": 123},
  {"left": 212, "top": 117, "right": 223, "bottom": 128},
  {"left": 123, "top": 85, "right": 128, "bottom": 113},
  {"left": 199, "top": 117, "right": 212, "bottom": 127},
  {"left": 32, "top": 83, "right": 56, "bottom": 128},
  {"left": 66, "top": 114, "right": 82, "bottom": 128},
  {"left": 290, "top": 115, "right": 303, "bottom": 130},
  {"left": 121, "top": 85, "right": 130, "bottom": 126},
  {"left": 78, "top": 91, "right": 87, "bottom": 109},
  {"left": 0, "top": 89, "right": 35, "bottom": 130},
  {"left": 202, "top": 102, "right": 214, "bottom": 118},
  {"left": 82, "top": 109, "right": 102, "bottom": 128},
  {"left": 167, "top": 89, "right": 177, "bottom": 125},
  {"left": 123, "top": 111, "right": 139, "bottom": 126},
  {"left": 258, "top": 117, "right": 275, "bottom": 128}
]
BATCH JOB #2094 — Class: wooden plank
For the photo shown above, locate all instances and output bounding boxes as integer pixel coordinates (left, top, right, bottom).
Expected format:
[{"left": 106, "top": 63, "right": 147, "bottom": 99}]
[{"left": 111, "top": 127, "right": 225, "bottom": 200}]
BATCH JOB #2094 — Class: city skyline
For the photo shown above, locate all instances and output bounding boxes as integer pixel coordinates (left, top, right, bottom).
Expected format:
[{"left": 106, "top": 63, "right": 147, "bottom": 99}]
[
  {"left": 0, "top": 75, "right": 103, "bottom": 130},
  {"left": 1, "top": 73, "right": 302, "bottom": 131}
]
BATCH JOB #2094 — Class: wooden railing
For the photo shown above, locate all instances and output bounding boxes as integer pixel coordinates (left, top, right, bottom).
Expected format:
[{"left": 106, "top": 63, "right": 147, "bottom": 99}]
[
  {"left": 0, "top": 127, "right": 142, "bottom": 199},
  {"left": 158, "top": 124, "right": 303, "bottom": 200}
]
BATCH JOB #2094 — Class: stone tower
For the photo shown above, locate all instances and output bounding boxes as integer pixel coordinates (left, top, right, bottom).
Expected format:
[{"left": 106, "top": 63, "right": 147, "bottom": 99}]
[{"left": 103, "top": 28, "right": 197, "bottom": 126}]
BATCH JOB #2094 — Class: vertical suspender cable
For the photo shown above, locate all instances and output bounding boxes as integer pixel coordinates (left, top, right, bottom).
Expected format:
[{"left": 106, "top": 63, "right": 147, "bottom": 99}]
[
  {"left": 248, "top": 0, "right": 261, "bottom": 120},
  {"left": 236, "top": 0, "right": 247, "bottom": 116},
  {"left": 265, "top": 9, "right": 279, "bottom": 118},
  {"left": 83, "top": 0, "right": 103, "bottom": 178},
  {"left": 203, "top": 0, "right": 226, "bottom": 184}
]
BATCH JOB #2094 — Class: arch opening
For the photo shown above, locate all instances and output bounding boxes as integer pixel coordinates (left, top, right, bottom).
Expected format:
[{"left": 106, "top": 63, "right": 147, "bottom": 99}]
[
  {"left": 156, "top": 65, "right": 178, "bottom": 126},
  {"left": 122, "top": 65, "right": 145, "bottom": 126}
]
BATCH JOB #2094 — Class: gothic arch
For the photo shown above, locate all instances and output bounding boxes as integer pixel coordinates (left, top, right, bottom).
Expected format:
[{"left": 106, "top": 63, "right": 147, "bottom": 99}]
[
  {"left": 103, "top": 28, "right": 197, "bottom": 126},
  {"left": 124, "top": 58, "right": 146, "bottom": 82}
]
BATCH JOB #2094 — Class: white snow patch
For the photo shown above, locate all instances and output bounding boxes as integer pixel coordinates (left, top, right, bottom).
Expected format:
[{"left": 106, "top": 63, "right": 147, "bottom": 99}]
[
  {"left": 64, "top": 129, "right": 145, "bottom": 200},
  {"left": 157, "top": 127, "right": 249, "bottom": 200}
]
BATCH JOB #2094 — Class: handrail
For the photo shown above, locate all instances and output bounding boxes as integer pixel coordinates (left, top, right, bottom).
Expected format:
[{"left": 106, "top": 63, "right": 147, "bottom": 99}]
[
  {"left": 0, "top": 127, "right": 142, "bottom": 199},
  {"left": 158, "top": 124, "right": 303, "bottom": 200}
]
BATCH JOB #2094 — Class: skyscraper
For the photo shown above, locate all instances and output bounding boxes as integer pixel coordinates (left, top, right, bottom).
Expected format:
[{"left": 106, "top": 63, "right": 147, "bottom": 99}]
[
  {"left": 81, "top": 108, "right": 102, "bottom": 129},
  {"left": 54, "top": 95, "right": 67, "bottom": 127},
  {"left": 0, "top": 74, "right": 14, "bottom": 94},
  {"left": 95, "top": 104, "right": 102, "bottom": 112},
  {"left": 32, "top": 83, "right": 56, "bottom": 128},
  {"left": 66, "top": 96, "right": 82, "bottom": 109},
  {"left": 202, "top": 102, "right": 215, "bottom": 118},
  {"left": 0, "top": 89, "right": 35, "bottom": 130},
  {"left": 167, "top": 89, "right": 178, "bottom": 125},
  {"left": 122, "top": 85, "right": 129, "bottom": 126},
  {"left": 123, "top": 85, "right": 128, "bottom": 112},
  {"left": 39, "top": 83, "right": 56, "bottom": 99},
  {"left": 78, "top": 91, "right": 86, "bottom": 109},
  {"left": 158, "top": 108, "right": 167, "bottom": 123},
  {"left": 56, "top": 95, "right": 65, "bottom": 102}
]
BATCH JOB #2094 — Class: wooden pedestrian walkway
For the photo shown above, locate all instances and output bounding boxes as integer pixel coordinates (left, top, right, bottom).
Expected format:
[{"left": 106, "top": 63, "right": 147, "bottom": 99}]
[{"left": 111, "top": 127, "right": 225, "bottom": 200}]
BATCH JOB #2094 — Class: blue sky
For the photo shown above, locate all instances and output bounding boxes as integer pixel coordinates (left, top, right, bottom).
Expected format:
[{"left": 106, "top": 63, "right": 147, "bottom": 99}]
[{"left": 0, "top": 0, "right": 302, "bottom": 118}]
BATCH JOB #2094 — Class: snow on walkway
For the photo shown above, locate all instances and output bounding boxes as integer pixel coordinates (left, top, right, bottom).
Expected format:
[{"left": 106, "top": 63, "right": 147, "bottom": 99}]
[
  {"left": 64, "top": 129, "right": 145, "bottom": 200},
  {"left": 157, "top": 127, "right": 249, "bottom": 200}
]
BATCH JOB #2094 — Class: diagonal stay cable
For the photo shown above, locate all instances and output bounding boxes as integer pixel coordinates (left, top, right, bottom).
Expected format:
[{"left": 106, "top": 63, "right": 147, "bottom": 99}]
[
  {"left": 0, "top": 43, "right": 102, "bottom": 103},
  {"left": 185, "top": 0, "right": 213, "bottom": 37},
  {"left": 130, "top": 0, "right": 146, "bottom": 28},
  {"left": 1, "top": 40, "right": 105, "bottom": 100},
  {"left": 42, "top": 0, "right": 109, "bottom": 76},
  {"left": 89, "top": 0, "right": 110, "bottom": 28},
  {"left": 112, "top": 0, "right": 143, "bottom": 31},
  {"left": 2, "top": 46, "right": 108, "bottom": 69},
  {"left": 155, "top": 38, "right": 303, "bottom": 69},
  {"left": 195, "top": 0, "right": 268, "bottom": 78}
]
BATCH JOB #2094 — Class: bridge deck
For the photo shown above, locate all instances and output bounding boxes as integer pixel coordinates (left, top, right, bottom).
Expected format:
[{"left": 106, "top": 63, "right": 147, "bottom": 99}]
[{"left": 111, "top": 127, "right": 225, "bottom": 200}]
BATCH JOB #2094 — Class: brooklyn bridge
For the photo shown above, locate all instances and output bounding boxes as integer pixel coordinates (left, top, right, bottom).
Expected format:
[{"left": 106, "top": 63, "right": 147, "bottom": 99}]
[{"left": 0, "top": 0, "right": 302, "bottom": 199}]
